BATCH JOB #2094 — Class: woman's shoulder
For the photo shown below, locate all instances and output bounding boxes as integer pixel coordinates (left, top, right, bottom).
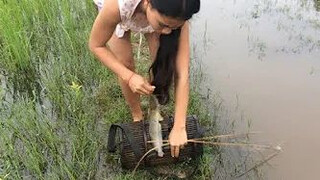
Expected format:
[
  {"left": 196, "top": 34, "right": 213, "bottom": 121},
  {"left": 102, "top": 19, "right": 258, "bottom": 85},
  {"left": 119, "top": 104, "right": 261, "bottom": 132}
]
[
  {"left": 96, "top": 0, "right": 121, "bottom": 26},
  {"left": 118, "top": 0, "right": 142, "bottom": 21},
  {"left": 95, "top": 0, "right": 141, "bottom": 22},
  {"left": 118, "top": 0, "right": 142, "bottom": 8}
]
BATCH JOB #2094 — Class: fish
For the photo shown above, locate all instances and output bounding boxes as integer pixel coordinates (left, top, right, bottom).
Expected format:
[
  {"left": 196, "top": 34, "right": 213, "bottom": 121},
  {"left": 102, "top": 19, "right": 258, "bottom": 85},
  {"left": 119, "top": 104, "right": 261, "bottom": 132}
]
[{"left": 148, "top": 95, "right": 164, "bottom": 157}]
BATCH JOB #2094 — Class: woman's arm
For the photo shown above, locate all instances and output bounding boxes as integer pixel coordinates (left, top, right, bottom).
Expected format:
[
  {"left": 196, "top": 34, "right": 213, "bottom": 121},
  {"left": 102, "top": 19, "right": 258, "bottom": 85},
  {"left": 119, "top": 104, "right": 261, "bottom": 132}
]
[
  {"left": 173, "top": 21, "right": 190, "bottom": 129},
  {"left": 89, "top": 0, "right": 154, "bottom": 95},
  {"left": 88, "top": 0, "right": 133, "bottom": 83},
  {"left": 169, "top": 21, "right": 190, "bottom": 157}
]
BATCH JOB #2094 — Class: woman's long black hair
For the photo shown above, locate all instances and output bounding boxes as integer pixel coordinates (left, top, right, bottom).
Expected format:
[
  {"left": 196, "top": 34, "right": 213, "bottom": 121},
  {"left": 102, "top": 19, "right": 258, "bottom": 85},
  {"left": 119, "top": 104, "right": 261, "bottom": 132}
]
[{"left": 148, "top": 0, "right": 200, "bottom": 105}]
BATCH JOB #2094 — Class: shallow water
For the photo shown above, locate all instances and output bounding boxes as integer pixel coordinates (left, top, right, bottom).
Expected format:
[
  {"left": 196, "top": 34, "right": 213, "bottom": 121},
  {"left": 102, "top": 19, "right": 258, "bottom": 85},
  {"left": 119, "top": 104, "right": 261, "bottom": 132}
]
[{"left": 192, "top": 0, "right": 320, "bottom": 179}]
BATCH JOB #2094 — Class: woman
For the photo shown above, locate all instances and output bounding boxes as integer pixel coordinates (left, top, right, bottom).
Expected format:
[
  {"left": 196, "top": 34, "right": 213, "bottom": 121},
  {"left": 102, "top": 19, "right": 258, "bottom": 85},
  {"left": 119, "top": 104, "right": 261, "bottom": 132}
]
[{"left": 89, "top": 0, "right": 200, "bottom": 157}]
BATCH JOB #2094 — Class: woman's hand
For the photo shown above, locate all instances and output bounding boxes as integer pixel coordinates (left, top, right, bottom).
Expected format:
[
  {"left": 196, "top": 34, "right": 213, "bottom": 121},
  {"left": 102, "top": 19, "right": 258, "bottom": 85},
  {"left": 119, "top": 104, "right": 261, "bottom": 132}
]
[
  {"left": 168, "top": 126, "right": 188, "bottom": 157},
  {"left": 128, "top": 73, "right": 155, "bottom": 95}
]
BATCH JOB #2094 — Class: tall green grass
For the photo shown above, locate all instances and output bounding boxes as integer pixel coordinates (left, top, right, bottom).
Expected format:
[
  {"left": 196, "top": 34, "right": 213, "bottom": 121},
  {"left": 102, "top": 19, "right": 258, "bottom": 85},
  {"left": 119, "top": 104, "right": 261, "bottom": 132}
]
[{"left": 0, "top": 0, "right": 220, "bottom": 179}]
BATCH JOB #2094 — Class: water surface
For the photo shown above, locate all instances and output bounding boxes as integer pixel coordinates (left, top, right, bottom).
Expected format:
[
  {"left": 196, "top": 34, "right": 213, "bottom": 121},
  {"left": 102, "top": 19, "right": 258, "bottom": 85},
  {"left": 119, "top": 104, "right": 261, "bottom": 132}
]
[{"left": 192, "top": 0, "right": 320, "bottom": 179}]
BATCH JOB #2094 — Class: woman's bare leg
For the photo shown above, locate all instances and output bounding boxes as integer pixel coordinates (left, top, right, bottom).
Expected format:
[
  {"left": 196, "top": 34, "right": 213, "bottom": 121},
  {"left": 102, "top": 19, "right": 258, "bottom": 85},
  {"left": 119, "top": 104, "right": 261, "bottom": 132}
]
[{"left": 108, "top": 31, "right": 143, "bottom": 122}]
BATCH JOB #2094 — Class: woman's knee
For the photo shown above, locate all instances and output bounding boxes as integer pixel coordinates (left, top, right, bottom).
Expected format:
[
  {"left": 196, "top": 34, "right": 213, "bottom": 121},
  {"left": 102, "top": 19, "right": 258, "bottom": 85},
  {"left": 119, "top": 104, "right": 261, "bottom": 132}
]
[
  {"left": 108, "top": 32, "right": 135, "bottom": 70},
  {"left": 121, "top": 58, "right": 135, "bottom": 70}
]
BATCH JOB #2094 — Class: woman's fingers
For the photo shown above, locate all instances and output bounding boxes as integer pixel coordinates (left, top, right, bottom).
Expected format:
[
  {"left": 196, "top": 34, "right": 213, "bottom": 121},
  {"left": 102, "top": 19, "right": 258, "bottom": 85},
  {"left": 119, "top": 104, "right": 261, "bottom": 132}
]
[
  {"left": 174, "top": 146, "right": 180, "bottom": 157},
  {"left": 135, "top": 84, "right": 154, "bottom": 95},
  {"left": 140, "top": 85, "right": 152, "bottom": 95},
  {"left": 171, "top": 146, "right": 175, "bottom": 157},
  {"left": 128, "top": 74, "right": 155, "bottom": 95},
  {"left": 136, "top": 89, "right": 147, "bottom": 95},
  {"left": 131, "top": 84, "right": 149, "bottom": 95},
  {"left": 144, "top": 83, "right": 155, "bottom": 92},
  {"left": 170, "top": 146, "right": 181, "bottom": 157},
  {"left": 142, "top": 83, "right": 155, "bottom": 94}
]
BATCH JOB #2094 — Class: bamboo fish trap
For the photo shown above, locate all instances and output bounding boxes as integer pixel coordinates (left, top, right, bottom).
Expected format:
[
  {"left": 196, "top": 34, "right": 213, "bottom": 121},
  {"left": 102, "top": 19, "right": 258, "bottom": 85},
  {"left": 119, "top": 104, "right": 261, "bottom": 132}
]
[{"left": 107, "top": 115, "right": 204, "bottom": 169}]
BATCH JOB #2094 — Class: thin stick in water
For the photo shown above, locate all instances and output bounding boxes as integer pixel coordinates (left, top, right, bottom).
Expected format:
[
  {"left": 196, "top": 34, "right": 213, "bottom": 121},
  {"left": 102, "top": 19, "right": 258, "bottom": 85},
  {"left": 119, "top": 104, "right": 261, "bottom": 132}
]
[
  {"left": 235, "top": 151, "right": 281, "bottom": 178},
  {"left": 194, "top": 132, "right": 262, "bottom": 141},
  {"left": 187, "top": 140, "right": 280, "bottom": 151}
]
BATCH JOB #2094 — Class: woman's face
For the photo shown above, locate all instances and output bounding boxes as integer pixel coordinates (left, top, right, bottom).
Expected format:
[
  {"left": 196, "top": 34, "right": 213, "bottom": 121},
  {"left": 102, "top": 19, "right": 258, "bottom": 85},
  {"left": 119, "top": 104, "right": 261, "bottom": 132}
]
[{"left": 145, "top": 2, "right": 185, "bottom": 34}]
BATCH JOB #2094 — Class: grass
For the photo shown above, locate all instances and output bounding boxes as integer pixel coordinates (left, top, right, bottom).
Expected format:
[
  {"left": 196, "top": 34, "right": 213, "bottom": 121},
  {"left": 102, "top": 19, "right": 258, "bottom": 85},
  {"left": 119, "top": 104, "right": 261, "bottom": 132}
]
[{"left": 0, "top": 0, "right": 222, "bottom": 179}]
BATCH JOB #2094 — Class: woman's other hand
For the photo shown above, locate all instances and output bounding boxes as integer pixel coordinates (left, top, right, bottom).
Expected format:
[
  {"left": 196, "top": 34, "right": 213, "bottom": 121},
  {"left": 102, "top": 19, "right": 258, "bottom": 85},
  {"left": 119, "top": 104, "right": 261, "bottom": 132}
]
[
  {"left": 128, "top": 73, "right": 155, "bottom": 95},
  {"left": 168, "top": 126, "right": 188, "bottom": 157}
]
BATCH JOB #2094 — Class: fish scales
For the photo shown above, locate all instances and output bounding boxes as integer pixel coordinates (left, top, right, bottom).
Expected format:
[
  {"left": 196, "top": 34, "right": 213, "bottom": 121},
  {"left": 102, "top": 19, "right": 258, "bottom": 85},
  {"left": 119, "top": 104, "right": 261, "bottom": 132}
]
[{"left": 148, "top": 95, "right": 164, "bottom": 157}]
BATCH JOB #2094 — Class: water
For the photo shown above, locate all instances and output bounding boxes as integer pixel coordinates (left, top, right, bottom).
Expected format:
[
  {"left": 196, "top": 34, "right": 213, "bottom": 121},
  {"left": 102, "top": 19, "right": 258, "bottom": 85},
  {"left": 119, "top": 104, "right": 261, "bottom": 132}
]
[{"left": 192, "top": 0, "right": 320, "bottom": 179}]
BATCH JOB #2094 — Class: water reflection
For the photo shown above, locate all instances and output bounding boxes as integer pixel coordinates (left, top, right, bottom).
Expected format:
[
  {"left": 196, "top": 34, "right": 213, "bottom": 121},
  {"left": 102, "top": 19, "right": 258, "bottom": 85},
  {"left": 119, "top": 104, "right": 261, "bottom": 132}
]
[
  {"left": 315, "top": 0, "right": 320, "bottom": 11},
  {"left": 192, "top": 0, "right": 320, "bottom": 179},
  {"left": 238, "top": 0, "right": 320, "bottom": 58}
]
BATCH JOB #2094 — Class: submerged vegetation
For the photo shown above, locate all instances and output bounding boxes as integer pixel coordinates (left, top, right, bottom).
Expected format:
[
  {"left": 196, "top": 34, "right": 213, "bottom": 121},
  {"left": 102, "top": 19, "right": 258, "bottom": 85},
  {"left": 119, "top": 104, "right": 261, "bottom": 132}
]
[
  {"left": 315, "top": 0, "right": 320, "bottom": 11},
  {"left": 0, "top": 0, "right": 220, "bottom": 179}
]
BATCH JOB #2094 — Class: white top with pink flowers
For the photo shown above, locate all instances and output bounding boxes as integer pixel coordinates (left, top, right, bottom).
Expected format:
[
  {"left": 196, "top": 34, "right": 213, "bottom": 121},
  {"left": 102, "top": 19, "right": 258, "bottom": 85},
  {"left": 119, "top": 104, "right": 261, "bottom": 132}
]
[{"left": 94, "top": 0, "right": 155, "bottom": 38}]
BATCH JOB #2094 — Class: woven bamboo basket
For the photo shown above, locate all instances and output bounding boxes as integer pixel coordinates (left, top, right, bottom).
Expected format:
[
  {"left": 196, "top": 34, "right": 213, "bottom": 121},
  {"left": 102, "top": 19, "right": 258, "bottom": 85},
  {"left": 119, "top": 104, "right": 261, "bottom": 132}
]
[{"left": 107, "top": 115, "right": 204, "bottom": 169}]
